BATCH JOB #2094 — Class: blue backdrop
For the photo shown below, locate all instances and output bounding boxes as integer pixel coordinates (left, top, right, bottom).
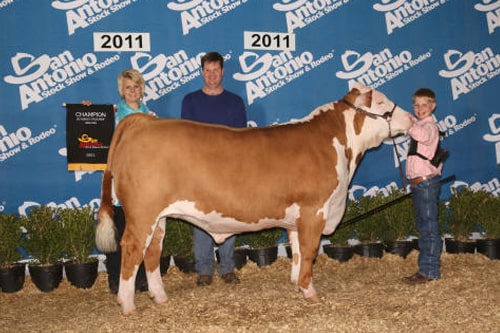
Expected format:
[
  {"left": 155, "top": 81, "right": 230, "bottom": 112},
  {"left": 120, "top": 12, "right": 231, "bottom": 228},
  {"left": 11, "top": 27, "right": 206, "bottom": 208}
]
[{"left": 1, "top": 0, "right": 499, "bottom": 216}]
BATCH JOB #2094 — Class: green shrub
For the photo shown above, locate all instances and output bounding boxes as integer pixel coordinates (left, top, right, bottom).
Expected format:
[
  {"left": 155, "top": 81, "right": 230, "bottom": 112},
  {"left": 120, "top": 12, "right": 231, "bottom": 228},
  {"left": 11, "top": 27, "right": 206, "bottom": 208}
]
[
  {"left": 59, "top": 207, "right": 97, "bottom": 263},
  {"left": 163, "top": 218, "right": 194, "bottom": 257},
  {"left": 380, "top": 189, "right": 416, "bottom": 241},
  {"left": 0, "top": 213, "right": 24, "bottom": 267},
  {"left": 481, "top": 193, "right": 500, "bottom": 238},
  {"left": 354, "top": 193, "right": 388, "bottom": 243},
  {"left": 22, "top": 206, "right": 65, "bottom": 264},
  {"left": 446, "top": 188, "right": 490, "bottom": 241}
]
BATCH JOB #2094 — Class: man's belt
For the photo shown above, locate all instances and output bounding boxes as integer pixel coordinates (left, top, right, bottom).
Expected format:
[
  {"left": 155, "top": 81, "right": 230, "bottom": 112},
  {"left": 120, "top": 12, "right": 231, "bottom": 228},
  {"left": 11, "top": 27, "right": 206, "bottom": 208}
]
[{"left": 410, "top": 174, "right": 439, "bottom": 188}]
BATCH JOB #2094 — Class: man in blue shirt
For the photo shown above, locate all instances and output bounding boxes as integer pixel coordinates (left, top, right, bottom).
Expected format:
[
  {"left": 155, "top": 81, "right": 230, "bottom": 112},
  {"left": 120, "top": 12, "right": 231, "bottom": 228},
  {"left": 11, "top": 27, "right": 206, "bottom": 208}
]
[{"left": 181, "top": 51, "right": 247, "bottom": 286}]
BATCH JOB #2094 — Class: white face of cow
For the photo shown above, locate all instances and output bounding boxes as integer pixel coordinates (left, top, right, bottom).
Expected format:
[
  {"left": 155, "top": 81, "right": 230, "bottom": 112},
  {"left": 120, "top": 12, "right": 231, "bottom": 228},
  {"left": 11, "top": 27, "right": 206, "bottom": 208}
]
[{"left": 350, "top": 82, "right": 412, "bottom": 140}]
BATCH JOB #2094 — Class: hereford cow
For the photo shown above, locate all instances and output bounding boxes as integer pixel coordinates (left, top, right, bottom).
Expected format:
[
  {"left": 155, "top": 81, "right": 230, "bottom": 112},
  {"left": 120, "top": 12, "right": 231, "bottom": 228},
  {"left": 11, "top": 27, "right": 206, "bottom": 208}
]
[{"left": 96, "top": 83, "right": 412, "bottom": 315}]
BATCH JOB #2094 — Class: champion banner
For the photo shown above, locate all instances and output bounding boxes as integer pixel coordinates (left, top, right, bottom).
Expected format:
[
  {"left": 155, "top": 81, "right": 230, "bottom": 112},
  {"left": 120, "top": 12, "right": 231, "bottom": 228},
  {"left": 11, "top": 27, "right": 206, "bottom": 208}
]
[
  {"left": 65, "top": 104, "right": 114, "bottom": 171},
  {"left": 0, "top": 1, "right": 498, "bottom": 215}
]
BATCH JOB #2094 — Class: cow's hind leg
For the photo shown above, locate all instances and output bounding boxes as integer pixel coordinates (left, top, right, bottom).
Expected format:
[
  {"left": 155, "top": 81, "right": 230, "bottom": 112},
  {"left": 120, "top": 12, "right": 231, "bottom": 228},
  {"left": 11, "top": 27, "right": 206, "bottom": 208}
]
[
  {"left": 143, "top": 218, "right": 168, "bottom": 305},
  {"left": 117, "top": 234, "right": 143, "bottom": 315}
]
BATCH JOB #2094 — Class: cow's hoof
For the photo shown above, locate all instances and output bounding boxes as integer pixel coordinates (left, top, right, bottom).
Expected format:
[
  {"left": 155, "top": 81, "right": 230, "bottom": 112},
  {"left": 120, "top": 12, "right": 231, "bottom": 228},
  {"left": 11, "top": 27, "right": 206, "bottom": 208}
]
[
  {"left": 122, "top": 308, "right": 138, "bottom": 316},
  {"left": 300, "top": 285, "right": 319, "bottom": 301},
  {"left": 118, "top": 298, "right": 138, "bottom": 315},
  {"left": 152, "top": 293, "right": 168, "bottom": 304},
  {"left": 305, "top": 293, "right": 320, "bottom": 302}
]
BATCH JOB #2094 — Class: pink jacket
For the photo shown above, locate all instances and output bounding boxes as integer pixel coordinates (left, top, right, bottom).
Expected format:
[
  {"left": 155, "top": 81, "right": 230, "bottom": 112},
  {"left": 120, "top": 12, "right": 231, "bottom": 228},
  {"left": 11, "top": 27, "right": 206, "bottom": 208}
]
[{"left": 406, "top": 116, "right": 443, "bottom": 179}]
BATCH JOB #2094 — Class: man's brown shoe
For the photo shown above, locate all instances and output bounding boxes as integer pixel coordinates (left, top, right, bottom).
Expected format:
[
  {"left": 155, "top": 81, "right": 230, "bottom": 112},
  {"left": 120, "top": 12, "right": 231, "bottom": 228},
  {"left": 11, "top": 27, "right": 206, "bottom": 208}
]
[
  {"left": 403, "top": 272, "right": 435, "bottom": 285},
  {"left": 221, "top": 272, "right": 240, "bottom": 284},
  {"left": 197, "top": 275, "right": 213, "bottom": 286}
]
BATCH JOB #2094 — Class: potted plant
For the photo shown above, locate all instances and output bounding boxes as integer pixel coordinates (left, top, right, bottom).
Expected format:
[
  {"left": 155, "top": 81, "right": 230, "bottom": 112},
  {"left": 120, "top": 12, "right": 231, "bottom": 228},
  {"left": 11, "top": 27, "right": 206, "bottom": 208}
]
[
  {"left": 380, "top": 189, "right": 416, "bottom": 258},
  {"left": 0, "top": 213, "right": 26, "bottom": 293},
  {"left": 243, "top": 228, "right": 282, "bottom": 267},
  {"left": 21, "top": 205, "right": 65, "bottom": 292},
  {"left": 352, "top": 193, "right": 387, "bottom": 258},
  {"left": 443, "top": 187, "right": 484, "bottom": 254},
  {"left": 59, "top": 207, "right": 99, "bottom": 288},
  {"left": 475, "top": 192, "right": 500, "bottom": 259},
  {"left": 323, "top": 199, "right": 358, "bottom": 262},
  {"left": 163, "top": 218, "right": 195, "bottom": 273}
]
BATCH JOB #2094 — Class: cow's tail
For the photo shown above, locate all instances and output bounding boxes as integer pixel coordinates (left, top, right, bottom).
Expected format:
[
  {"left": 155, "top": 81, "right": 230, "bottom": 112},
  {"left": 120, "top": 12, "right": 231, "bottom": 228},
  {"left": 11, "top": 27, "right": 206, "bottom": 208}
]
[
  {"left": 96, "top": 168, "right": 117, "bottom": 252},
  {"left": 95, "top": 113, "right": 155, "bottom": 253}
]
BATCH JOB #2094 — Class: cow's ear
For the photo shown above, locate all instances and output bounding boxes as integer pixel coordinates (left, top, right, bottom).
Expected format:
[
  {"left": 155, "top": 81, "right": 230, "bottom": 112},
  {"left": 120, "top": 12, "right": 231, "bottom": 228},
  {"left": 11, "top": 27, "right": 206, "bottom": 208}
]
[
  {"left": 344, "top": 86, "right": 361, "bottom": 105},
  {"left": 352, "top": 82, "right": 367, "bottom": 92},
  {"left": 356, "top": 89, "right": 372, "bottom": 108},
  {"left": 365, "top": 89, "right": 373, "bottom": 107}
]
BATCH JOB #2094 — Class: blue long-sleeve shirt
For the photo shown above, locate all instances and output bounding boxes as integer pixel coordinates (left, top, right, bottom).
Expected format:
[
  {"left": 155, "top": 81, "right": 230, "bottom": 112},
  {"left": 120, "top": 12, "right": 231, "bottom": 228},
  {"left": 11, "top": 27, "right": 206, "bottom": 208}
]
[{"left": 181, "top": 89, "right": 247, "bottom": 128}]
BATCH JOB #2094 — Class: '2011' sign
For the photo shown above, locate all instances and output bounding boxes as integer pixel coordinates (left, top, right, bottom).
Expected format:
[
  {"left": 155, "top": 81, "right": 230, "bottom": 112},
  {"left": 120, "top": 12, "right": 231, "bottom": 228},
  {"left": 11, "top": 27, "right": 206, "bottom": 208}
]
[
  {"left": 244, "top": 31, "right": 295, "bottom": 51},
  {"left": 93, "top": 33, "right": 151, "bottom": 52}
]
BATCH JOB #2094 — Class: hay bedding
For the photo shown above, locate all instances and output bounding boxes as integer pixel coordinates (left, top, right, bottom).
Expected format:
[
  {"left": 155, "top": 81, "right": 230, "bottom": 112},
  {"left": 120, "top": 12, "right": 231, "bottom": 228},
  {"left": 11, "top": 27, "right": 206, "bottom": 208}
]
[{"left": 1, "top": 252, "right": 499, "bottom": 333}]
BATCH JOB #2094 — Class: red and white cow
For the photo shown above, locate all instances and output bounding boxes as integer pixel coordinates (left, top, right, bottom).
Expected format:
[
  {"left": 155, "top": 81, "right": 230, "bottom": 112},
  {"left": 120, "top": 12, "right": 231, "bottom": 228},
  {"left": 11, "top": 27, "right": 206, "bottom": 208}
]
[{"left": 95, "top": 83, "right": 412, "bottom": 315}]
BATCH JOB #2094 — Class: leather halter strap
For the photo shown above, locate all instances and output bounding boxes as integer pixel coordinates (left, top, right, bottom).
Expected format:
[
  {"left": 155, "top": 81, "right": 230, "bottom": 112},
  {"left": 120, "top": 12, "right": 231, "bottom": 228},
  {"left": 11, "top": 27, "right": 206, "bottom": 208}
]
[{"left": 341, "top": 99, "right": 396, "bottom": 121}]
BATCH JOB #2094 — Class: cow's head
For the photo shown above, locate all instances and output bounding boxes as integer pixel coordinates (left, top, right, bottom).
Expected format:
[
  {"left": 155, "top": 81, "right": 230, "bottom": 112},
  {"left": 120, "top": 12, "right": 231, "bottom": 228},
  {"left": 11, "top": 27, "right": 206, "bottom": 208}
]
[{"left": 345, "top": 83, "right": 412, "bottom": 142}]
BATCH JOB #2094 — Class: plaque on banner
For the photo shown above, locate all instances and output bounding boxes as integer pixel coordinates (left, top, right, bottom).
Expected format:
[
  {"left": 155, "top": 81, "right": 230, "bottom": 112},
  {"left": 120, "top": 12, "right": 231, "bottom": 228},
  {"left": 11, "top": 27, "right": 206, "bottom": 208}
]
[{"left": 65, "top": 104, "right": 114, "bottom": 171}]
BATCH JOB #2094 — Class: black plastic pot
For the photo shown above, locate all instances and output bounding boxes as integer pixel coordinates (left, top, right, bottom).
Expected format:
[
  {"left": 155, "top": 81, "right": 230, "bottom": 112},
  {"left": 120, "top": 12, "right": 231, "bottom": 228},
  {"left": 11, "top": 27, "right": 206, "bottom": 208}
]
[
  {"left": 445, "top": 239, "right": 476, "bottom": 254},
  {"left": 173, "top": 256, "right": 196, "bottom": 273},
  {"left": 160, "top": 255, "right": 171, "bottom": 276},
  {"left": 0, "top": 264, "right": 26, "bottom": 293},
  {"left": 354, "top": 243, "right": 384, "bottom": 258},
  {"left": 323, "top": 244, "right": 354, "bottom": 262},
  {"left": 476, "top": 238, "right": 500, "bottom": 260},
  {"left": 411, "top": 238, "right": 419, "bottom": 251},
  {"left": 216, "top": 247, "right": 248, "bottom": 270},
  {"left": 247, "top": 246, "right": 278, "bottom": 267},
  {"left": 65, "top": 260, "right": 98, "bottom": 289},
  {"left": 28, "top": 263, "right": 63, "bottom": 292},
  {"left": 385, "top": 240, "right": 414, "bottom": 258},
  {"left": 233, "top": 247, "right": 248, "bottom": 270},
  {"left": 284, "top": 245, "right": 293, "bottom": 259}
]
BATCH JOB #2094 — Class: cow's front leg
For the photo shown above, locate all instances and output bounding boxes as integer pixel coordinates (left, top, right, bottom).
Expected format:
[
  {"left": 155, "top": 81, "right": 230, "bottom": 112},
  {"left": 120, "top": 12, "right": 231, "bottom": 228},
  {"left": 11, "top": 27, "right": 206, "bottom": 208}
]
[
  {"left": 145, "top": 266, "right": 168, "bottom": 304},
  {"left": 298, "top": 257, "right": 318, "bottom": 301},
  {"left": 287, "top": 230, "right": 300, "bottom": 290},
  {"left": 297, "top": 218, "right": 322, "bottom": 301}
]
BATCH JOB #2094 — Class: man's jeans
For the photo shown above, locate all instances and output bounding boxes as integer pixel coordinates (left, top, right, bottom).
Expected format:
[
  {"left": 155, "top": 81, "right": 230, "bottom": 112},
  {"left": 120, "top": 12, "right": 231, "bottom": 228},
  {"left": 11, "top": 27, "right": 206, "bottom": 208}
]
[
  {"left": 412, "top": 176, "right": 442, "bottom": 279},
  {"left": 194, "top": 227, "right": 235, "bottom": 276}
]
